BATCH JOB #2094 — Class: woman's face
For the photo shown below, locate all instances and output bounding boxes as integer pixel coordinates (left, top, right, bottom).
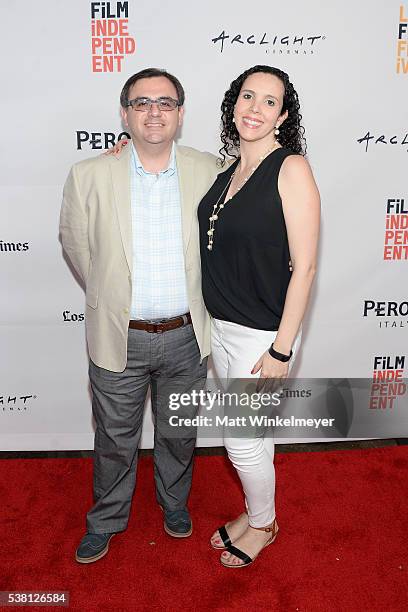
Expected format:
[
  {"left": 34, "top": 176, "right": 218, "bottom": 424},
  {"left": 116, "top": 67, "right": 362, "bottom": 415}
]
[{"left": 233, "top": 72, "right": 288, "bottom": 144}]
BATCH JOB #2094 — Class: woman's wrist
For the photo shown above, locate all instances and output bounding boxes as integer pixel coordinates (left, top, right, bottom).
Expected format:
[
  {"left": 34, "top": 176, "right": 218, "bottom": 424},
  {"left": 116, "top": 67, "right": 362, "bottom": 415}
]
[{"left": 268, "top": 343, "right": 292, "bottom": 362}]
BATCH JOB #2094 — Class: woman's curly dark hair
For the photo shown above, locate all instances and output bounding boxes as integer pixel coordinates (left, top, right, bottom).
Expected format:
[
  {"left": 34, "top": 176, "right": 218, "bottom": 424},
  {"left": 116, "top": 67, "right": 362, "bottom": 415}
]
[{"left": 219, "top": 65, "right": 306, "bottom": 164}]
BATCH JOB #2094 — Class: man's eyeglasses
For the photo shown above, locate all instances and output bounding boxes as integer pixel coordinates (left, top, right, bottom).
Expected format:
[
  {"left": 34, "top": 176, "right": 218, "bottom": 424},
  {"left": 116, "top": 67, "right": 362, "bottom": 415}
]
[{"left": 126, "top": 97, "right": 180, "bottom": 112}]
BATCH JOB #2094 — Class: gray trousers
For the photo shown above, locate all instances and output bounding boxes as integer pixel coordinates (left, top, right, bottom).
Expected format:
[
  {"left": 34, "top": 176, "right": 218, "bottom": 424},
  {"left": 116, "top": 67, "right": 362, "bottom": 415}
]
[{"left": 86, "top": 323, "right": 207, "bottom": 534}]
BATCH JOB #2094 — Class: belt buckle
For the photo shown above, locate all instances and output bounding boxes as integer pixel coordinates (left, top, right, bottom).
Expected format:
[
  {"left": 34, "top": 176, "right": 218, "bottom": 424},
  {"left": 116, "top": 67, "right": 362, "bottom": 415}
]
[{"left": 154, "top": 323, "right": 163, "bottom": 334}]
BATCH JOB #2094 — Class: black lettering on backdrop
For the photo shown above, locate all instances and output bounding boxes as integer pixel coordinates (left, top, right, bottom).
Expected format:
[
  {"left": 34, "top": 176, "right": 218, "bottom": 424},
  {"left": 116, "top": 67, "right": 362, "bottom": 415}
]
[{"left": 76, "top": 131, "right": 130, "bottom": 150}]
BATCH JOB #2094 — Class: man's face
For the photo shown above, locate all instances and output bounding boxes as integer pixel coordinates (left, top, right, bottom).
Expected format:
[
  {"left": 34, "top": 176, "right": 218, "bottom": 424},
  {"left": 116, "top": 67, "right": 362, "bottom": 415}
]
[{"left": 121, "top": 76, "right": 184, "bottom": 148}]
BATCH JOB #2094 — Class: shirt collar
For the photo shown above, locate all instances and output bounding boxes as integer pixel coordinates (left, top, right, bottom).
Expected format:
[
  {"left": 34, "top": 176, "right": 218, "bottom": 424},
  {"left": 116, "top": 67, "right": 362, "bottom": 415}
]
[{"left": 132, "top": 143, "right": 176, "bottom": 177}]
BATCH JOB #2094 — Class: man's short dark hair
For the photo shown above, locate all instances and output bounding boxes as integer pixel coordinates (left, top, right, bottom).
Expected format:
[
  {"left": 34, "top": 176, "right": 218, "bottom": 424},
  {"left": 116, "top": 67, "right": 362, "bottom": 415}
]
[{"left": 120, "top": 68, "right": 185, "bottom": 108}]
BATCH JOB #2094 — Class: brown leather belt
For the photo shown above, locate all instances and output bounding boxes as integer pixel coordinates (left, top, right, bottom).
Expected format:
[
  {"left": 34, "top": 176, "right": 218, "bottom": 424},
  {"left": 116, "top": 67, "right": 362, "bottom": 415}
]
[{"left": 128, "top": 313, "right": 192, "bottom": 333}]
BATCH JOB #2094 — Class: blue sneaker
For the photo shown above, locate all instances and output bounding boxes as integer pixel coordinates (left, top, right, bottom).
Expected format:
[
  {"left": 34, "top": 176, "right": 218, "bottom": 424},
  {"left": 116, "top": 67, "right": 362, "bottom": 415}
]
[
  {"left": 75, "top": 532, "right": 115, "bottom": 564},
  {"left": 163, "top": 509, "right": 193, "bottom": 538}
]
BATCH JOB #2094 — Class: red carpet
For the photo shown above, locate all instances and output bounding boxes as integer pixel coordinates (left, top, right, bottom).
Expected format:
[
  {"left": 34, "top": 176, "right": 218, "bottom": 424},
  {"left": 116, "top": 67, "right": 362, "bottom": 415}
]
[{"left": 1, "top": 447, "right": 407, "bottom": 612}]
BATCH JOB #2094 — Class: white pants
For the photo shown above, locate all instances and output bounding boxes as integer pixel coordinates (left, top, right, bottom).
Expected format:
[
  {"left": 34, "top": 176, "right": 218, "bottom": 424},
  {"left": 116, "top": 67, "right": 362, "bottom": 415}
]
[{"left": 210, "top": 318, "right": 300, "bottom": 527}]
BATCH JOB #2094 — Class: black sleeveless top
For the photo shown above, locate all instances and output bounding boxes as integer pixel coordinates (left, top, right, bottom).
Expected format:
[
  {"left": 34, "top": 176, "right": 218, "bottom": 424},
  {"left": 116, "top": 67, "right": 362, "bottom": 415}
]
[{"left": 198, "top": 147, "right": 297, "bottom": 331}]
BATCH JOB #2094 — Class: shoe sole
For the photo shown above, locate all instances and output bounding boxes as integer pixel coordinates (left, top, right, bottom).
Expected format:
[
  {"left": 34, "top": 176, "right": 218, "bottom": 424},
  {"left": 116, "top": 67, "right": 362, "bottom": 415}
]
[
  {"left": 163, "top": 521, "right": 193, "bottom": 538},
  {"left": 75, "top": 534, "right": 115, "bottom": 564}
]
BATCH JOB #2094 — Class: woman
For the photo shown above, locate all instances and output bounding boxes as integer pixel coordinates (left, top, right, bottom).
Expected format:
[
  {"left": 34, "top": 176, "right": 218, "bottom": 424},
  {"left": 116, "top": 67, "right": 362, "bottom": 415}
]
[
  {"left": 107, "top": 64, "right": 320, "bottom": 568},
  {"left": 197, "top": 65, "right": 320, "bottom": 568}
]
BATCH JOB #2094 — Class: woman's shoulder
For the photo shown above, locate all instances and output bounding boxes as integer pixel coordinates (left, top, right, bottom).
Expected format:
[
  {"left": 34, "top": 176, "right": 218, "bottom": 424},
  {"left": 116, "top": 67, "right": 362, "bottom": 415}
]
[
  {"left": 278, "top": 149, "right": 310, "bottom": 175},
  {"left": 277, "top": 151, "right": 318, "bottom": 199}
]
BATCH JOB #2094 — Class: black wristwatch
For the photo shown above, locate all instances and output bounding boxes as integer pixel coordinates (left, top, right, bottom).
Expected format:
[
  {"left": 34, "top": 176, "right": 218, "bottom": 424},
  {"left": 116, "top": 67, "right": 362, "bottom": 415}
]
[{"left": 268, "top": 343, "right": 292, "bottom": 362}]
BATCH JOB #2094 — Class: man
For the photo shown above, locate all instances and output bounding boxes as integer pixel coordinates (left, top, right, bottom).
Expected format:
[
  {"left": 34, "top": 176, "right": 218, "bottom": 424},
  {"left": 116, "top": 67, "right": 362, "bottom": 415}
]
[{"left": 60, "top": 68, "right": 218, "bottom": 563}]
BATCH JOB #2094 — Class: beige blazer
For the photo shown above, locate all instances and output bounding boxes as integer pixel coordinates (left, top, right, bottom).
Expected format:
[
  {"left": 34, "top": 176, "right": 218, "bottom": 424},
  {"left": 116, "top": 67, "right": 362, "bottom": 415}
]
[{"left": 60, "top": 143, "right": 219, "bottom": 372}]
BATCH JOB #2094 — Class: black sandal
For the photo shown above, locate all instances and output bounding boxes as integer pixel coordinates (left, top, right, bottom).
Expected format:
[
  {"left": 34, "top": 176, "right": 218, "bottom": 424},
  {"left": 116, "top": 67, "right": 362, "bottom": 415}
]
[
  {"left": 220, "top": 520, "right": 279, "bottom": 568},
  {"left": 210, "top": 513, "right": 248, "bottom": 550},
  {"left": 210, "top": 524, "right": 232, "bottom": 550}
]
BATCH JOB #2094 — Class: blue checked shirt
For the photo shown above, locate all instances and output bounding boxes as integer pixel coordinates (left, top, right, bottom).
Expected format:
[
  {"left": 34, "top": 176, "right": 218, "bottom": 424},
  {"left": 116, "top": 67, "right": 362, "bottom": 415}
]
[{"left": 130, "top": 143, "right": 189, "bottom": 320}]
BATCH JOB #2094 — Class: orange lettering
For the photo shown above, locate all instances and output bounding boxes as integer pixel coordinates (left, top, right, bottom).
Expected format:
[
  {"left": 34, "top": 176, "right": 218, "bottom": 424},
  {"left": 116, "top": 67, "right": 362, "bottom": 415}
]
[
  {"left": 102, "top": 38, "right": 113, "bottom": 53},
  {"left": 92, "top": 56, "right": 103, "bottom": 72},
  {"left": 378, "top": 396, "right": 388, "bottom": 409},
  {"left": 398, "top": 40, "right": 408, "bottom": 55},
  {"left": 397, "top": 57, "right": 408, "bottom": 73},
  {"left": 369, "top": 396, "right": 378, "bottom": 409},
  {"left": 92, "top": 37, "right": 102, "bottom": 53},
  {"left": 383, "top": 246, "right": 392, "bottom": 260},
  {"left": 384, "top": 230, "right": 394, "bottom": 244},
  {"left": 125, "top": 37, "right": 136, "bottom": 54},
  {"left": 102, "top": 56, "right": 113, "bottom": 71},
  {"left": 118, "top": 19, "right": 128, "bottom": 35}
]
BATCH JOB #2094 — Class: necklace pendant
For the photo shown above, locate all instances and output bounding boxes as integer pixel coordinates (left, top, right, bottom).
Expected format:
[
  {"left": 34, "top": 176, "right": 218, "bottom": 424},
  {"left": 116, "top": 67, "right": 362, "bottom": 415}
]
[{"left": 207, "top": 244, "right": 212, "bottom": 251}]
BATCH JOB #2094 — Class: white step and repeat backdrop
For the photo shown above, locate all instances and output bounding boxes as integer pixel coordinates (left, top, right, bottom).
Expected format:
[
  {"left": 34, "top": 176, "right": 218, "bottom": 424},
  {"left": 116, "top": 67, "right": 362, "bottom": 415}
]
[{"left": 1, "top": 1, "right": 407, "bottom": 450}]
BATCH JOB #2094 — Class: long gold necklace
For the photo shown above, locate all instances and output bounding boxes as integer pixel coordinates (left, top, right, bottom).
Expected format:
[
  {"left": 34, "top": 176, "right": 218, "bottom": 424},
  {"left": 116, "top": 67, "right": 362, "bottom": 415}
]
[{"left": 207, "top": 142, "right": 279, "bottom": 251}]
